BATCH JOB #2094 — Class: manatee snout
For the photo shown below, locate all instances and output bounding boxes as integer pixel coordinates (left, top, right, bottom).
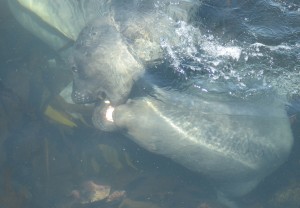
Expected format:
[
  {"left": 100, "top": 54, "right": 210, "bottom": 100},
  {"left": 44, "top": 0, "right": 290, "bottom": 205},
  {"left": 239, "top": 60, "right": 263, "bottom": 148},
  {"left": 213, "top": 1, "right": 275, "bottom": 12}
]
[
  {"left": 70, "top": 68, "right": 132, "bottom": 105},
  {"left": 92, "top": 101, "right": 118, "bottom": 132},
  {"left": 70, "top": 64, "right": 105, "bottom": 104},
  {"left": 71, "top": 72, "right": 133, "bottom": 105}
]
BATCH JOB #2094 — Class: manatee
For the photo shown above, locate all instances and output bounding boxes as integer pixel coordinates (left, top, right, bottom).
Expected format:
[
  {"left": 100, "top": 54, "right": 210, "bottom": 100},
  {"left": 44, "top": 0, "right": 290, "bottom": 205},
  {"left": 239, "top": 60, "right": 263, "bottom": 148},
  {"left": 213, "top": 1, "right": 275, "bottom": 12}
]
[
  {"left": 65, "top": 1, "right": 294, "bottom": 206},
  {"left": 7, "top": 0, "right": 295, "bottom": 207},
  {"left": 7, "top": 0, "right": 199, "bottom": 58},
  {"left": 69, "top": 17, "right": 145, "bottom": 105},
  {"left": 7, "top": 0, "right": 200, "bottom": 104},
  {"left": 68, "top": 1, "right": 198, "bottom": 105},
  {"left": 92, "top": 83, "right": 293, "bottom": 204}
]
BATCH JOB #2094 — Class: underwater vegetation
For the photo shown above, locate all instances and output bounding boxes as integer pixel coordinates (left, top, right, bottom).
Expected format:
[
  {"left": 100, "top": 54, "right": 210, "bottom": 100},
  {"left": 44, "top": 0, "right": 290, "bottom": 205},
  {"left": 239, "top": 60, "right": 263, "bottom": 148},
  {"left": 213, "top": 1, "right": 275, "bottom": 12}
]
[{"left": 0, "top": 169, "right": 31, "bottom": 208}]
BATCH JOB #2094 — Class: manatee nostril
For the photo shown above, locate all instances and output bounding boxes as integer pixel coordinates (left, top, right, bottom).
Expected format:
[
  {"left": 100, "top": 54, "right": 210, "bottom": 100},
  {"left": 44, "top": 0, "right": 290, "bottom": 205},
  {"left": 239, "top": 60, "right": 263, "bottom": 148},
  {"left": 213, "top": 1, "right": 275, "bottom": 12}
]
[
  {"left": 71, "top": 65, "right": 78, "bottom": 73},
  {"left": 97, "top": 91, "right": 106, "bottom": 100}
]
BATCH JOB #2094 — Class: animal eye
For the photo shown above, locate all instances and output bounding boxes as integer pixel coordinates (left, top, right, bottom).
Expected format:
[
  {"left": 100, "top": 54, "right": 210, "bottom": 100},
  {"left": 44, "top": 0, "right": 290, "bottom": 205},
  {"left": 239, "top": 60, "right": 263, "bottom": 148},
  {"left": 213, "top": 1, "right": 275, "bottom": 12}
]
[{"left": 71, "top": 65, "right": 78, "bottom": 73}]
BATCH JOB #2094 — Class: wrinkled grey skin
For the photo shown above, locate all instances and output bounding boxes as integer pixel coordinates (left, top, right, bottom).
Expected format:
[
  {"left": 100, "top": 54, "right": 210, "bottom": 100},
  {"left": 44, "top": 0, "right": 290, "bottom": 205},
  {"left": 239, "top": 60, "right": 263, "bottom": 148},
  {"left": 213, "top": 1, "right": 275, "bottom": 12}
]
[
  {"left": 92, "top": 85, "right": 293, "bottom": 206},
  {"left": 70, "top": 18, "right": 144, "bottom": 105},
  {"left": 7, "top": 0, "right": 294, "bottom": 207},
  {"left": 69, "top": 1, "right": 198, "bottom": 105},
  {"left": 8, "top": 0, "right": 293, "bottom": 207},
  {"left": 69, "top": 2, "right": 294, "bottom": 206}
]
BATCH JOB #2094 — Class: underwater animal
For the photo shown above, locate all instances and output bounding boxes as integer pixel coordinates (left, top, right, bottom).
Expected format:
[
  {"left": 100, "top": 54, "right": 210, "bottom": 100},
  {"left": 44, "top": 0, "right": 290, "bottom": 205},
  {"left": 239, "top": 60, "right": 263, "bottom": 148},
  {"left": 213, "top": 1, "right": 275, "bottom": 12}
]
[
  {"left": 8, "top": 0, "right": 199, "bottom": 104},
  {"left": 92, "top": 83, "right": 293, "bottom": 206},
  {"left": 7, "top": 1, "right": 294, "bottom": 207},
  {"left": 68, "top": 2, "right": 198, "bottom": 105}
]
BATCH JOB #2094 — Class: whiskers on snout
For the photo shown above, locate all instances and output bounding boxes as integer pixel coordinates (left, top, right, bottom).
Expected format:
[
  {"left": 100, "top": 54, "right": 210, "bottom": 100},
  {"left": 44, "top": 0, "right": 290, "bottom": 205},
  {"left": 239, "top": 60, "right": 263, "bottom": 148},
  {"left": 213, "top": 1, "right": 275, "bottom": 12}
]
[
  {"left": 72, "top": 90, "right": 97, "bottom": 104},
  {"left": 71, "top": 89, "right": 108, "bottom": 104}
]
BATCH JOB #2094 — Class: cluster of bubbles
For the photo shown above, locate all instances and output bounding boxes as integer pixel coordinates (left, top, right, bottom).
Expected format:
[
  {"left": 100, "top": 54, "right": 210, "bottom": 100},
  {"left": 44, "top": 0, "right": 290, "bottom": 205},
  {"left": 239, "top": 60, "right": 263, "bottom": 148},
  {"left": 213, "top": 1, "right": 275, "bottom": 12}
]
[{"left": 158, "top": 0, "right": 300, "bottom": 105}]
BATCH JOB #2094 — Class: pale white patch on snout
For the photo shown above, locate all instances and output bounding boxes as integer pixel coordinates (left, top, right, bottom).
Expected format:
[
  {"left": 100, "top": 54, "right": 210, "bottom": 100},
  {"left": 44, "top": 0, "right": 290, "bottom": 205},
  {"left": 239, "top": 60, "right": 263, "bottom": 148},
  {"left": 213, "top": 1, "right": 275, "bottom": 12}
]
[{"left": 105, "top": 106, "right": 115, "bottom": 122}]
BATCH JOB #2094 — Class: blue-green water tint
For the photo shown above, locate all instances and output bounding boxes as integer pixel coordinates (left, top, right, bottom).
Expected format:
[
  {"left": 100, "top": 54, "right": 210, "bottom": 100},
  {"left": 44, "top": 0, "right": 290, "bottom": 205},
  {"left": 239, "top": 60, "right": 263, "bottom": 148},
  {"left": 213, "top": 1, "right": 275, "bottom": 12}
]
[{"left": 0, "top": 0, "right": 300, "bottom": 208}]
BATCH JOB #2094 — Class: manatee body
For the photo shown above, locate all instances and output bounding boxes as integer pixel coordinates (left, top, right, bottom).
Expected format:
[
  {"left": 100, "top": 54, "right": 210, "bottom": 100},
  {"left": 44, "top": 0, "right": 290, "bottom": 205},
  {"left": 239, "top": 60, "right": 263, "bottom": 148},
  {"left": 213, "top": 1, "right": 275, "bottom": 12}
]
[
  {"left": 72, "top": 12, "right": 294, "bottom": 199},
  {"left": 92, "top": 85, "right": 293, "bottom": 198}
]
